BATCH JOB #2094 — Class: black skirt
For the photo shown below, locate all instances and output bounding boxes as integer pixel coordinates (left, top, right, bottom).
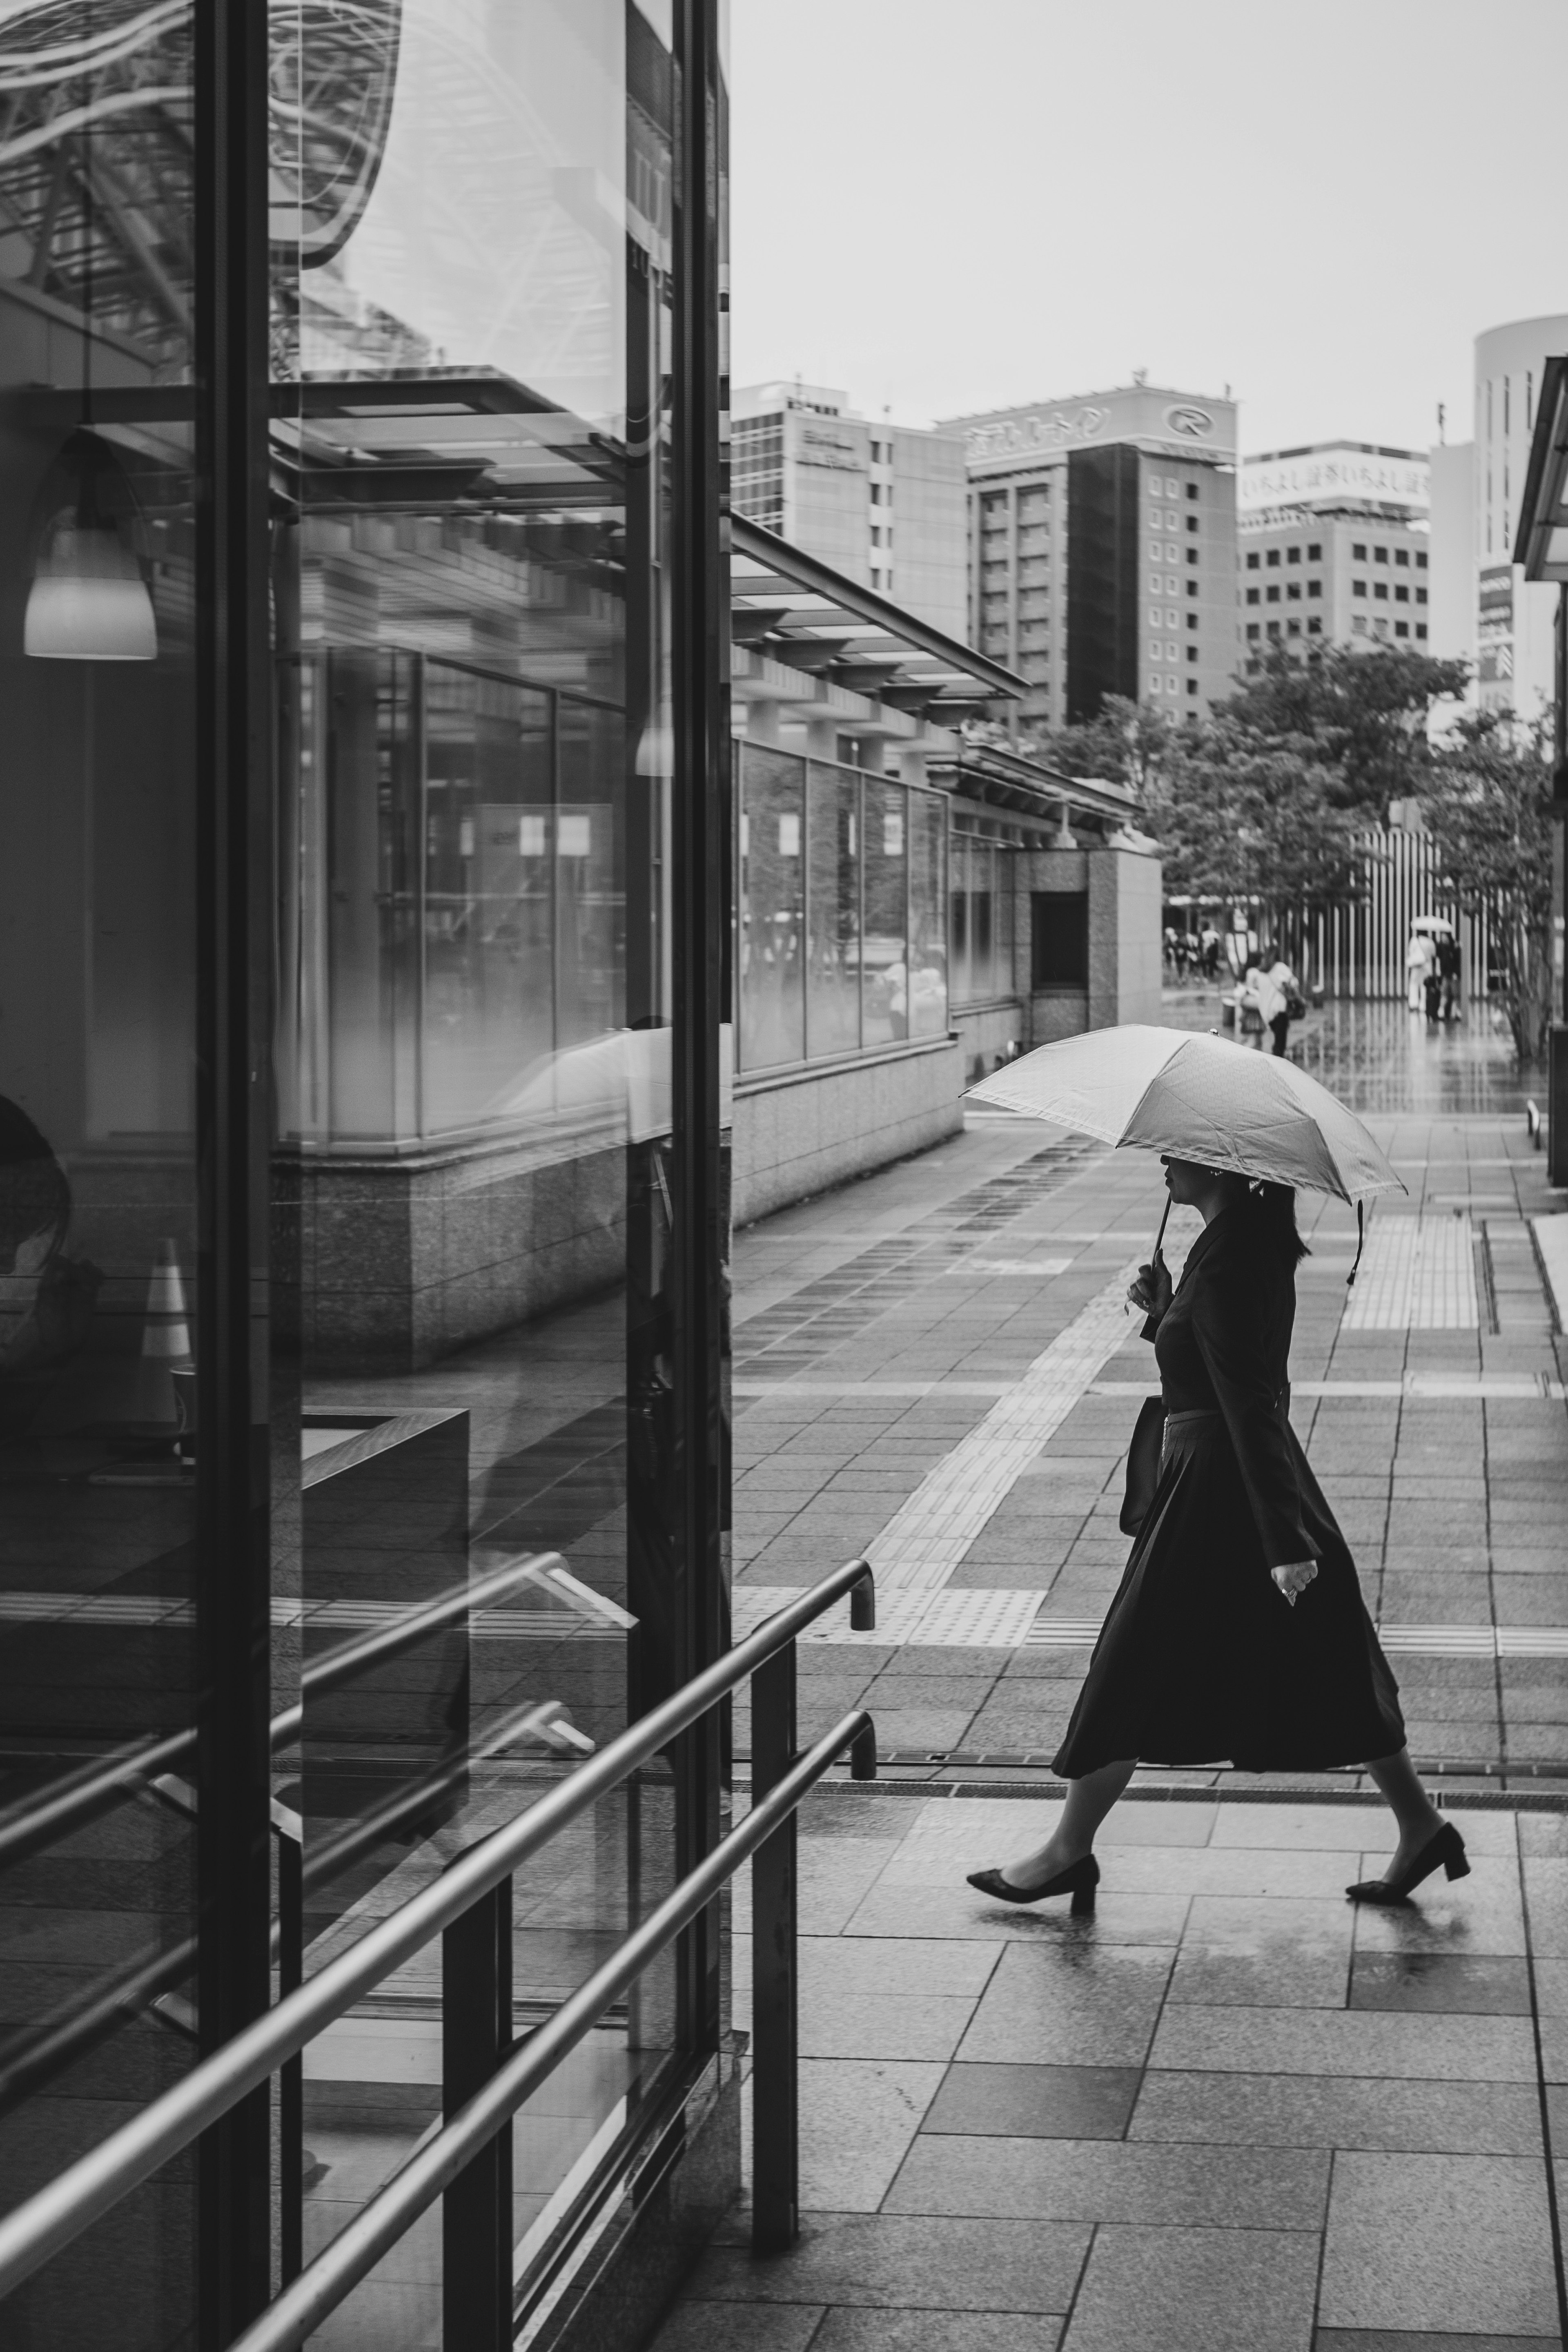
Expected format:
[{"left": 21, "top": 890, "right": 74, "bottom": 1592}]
[{"left": 1052, "top": 1408, "right": 1405, "bottom": 1776}]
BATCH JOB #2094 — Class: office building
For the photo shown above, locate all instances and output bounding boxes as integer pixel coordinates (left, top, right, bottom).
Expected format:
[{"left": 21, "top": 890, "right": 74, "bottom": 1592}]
[
  {"left": 731, "top": 382, "right": 967, "bottom": 637},
  {"left": 1427, "top": 439, "right": 1478, "bottom": 667},
  {"left": 1469, "top": 314, "right": 1568, "bottom": 713},
  {"left": 1236, "top": 442, "right": 1431, "bottom": 669},
  {"left": 941, "top": 383, "right": 1240, "bottom": 728}
]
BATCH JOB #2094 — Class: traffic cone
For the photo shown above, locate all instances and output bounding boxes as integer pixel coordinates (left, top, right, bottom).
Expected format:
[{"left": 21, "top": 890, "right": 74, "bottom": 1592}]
[{"left": 132, "top": 1238, "right": 194, "bottom": 1429}]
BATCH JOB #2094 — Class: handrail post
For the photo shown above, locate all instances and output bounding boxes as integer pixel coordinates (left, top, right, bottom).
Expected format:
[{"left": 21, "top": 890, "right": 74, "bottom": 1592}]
[
  {"left": 750, "top": 1637, "right": 798, "bottom": 2254},
  {"left": 275, "top": 1810, "right": 304, "bottom": 2284},
  {"left": 442, "top": 1873, "right": 513, "bottom": 2350}
]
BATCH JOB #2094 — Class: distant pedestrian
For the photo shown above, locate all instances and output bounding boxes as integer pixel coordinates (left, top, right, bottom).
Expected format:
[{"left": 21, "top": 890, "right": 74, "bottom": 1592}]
[
  {"left": 1405, "top": 929, "right": 1433, "bottom": 1012},
  {"left": 1423, "top": 965, "right": 1442, "bottom": 1021},
  {"left": 1200, "top": 925, "right": 1221, "bottom": 980},
  {"left": 1437, "top": 933, "right": 1461, "bottom": 1021},
  {"left": 1263, "top": 959, "right": 1296, "bottom": 1057},
  {"left": 965, "top": 1157, "right": 1465, "bottom": 1914}
]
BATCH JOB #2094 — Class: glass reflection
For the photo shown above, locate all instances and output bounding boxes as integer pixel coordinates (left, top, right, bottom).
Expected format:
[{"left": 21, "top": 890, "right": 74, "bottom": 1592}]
[
  {"left": 0, "top": 1, "right": 199, "bottom": 2342},
  {"left": 271, "top": 2, "right": 690, "bottom": 2339}
]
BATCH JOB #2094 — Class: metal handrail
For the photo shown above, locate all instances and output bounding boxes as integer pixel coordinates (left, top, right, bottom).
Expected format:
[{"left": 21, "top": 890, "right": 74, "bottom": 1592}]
[
  {"left": 0, "top": 1551, "right": 565, "bottom": 1867},
  {"left": 0, "top": 1555, "right": 873, "bottom": 2302},
  {"left": 230, "top": 1707, "right": 874, "bottom": 2352}
]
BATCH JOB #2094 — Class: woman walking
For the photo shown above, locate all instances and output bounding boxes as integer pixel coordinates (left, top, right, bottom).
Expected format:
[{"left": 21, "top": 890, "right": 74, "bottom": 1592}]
[{"left": 967, "top": 1155, "right": 1464, "bottom": 1912}]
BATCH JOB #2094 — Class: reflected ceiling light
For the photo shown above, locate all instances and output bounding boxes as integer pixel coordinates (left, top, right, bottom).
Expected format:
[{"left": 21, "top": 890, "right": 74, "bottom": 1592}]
[{"left": 24, "top": 513, "right": 157, "bottom": 662}]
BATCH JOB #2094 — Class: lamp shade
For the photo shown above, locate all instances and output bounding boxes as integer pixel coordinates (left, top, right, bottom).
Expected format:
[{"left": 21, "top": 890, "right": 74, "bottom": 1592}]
[{"left": 24, "top": 524, "right": 156, "bottom": 660}]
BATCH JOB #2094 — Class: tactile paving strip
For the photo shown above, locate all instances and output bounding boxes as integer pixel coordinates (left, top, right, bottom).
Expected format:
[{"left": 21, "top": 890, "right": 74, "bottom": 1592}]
[
  {"left": 863, "top": 1260, "right": 1145, "bottom": 1591},
  {"left": 1341, "top": 1212, "right": 1479, "bottom": 1330}
]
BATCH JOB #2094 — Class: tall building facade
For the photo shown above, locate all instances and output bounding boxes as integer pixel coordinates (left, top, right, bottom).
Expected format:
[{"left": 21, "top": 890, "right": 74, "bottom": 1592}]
[
  {"left": 1236, "top": 443, "right": 1431, "bottom": 671},
  {"left": 731, "top": 381, "right": 967, "bottom": 636},
  {"left": 1426, "top": 440, "right": 1477, "bottom": 667},
  {"left": 941, "top": 384, "right": 1239, "bottom": 727},
  {"left": 1470, "top": 315, "right": 1568, "bottom": 714}
]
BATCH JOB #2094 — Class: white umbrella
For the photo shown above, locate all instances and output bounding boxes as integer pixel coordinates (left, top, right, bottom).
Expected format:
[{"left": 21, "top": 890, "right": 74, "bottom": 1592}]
[{"left": 969, "top": 1025, "right": 1404, "bottom": 1206}]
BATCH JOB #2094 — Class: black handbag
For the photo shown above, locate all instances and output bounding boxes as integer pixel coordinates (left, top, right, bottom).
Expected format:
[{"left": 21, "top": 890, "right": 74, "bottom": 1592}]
[{"left": 1119, "top": 1395, "right": 1167, "bottom": 1535}]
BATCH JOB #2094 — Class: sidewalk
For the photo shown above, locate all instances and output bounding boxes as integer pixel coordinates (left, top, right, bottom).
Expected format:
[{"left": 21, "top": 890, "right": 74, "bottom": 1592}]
[{"left": 651, "top": 1000, "right": 1568, "bottom": 2348}]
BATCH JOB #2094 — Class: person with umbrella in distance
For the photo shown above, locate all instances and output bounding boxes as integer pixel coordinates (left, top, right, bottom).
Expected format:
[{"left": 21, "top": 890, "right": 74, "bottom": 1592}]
[{"left": 962, "top": 1026, "right": 1466, "bottom": 1913}]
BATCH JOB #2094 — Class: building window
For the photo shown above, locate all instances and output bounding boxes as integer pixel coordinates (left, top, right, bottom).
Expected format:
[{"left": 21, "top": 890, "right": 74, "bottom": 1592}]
[
  {"left": 1246, "top": 551, "right": 1260, "bottom": 570},
  {"left": 1416, "top": 624, "right": 1428, "bottom": 640},
  {"left": 1374, "top": 546, "right": 1389, "bottom": 564},
  {"left": 1395, "top": 621, "right": 1409, "bottom": 638},
  {"left": 1267, "top": 620, "right": 1281, "bottom": 638},
  {"left": 1186, "top": 515, "right": 1198, "bottom": 533},
  {"left": 1394, "top": 584, "right": 1409, "bottom": 603},
  {"left": 1266, "top": 550, "right": 1280, "bottom": 567},
  {"left": 1246, "top": 587, "right": 1259, "bottom": 605},
  {"left": 1416, "top": 552, "right": 1428, "bottom": 569},
  {"left": 1307, "top": 580, "right": 1322, "bottom": 598},
  {"left": 1187, "top": 644, "right": 1198, "bottom": 662},
  {"left": 1353, "top": 580, "right": 1366, "bottom": 597},
  {"left": 1287, "top": 584, "right": 1301, "bottom": 602},
  {"left": 1187, "top": 482, "right": 1198, "bottom": 500},
  {"left": 1307, "top": 617, "right": 1323, "bottom": 635},
  {"left": 1287, "top": 546, "right": 1301, "bottom": 565},
  {"left": 1374, "top": 582, "right": 1388, "bottom": 600},
  {"left": 1287, "top": 619, "right": 1301, "bottom": 637},
  {"left": 1308, "top": 543, "right": 1322, "bottom": 560},
  {"left": 1186, "top": 548, "right": 1197, "bottom": 565},
  {"left": 1353, "top": 616, "right": 1367, "bottom": 634},
  {"left": 1416, "top": 589, "right": 1428, "bottom": 606},
  {"left": 1187, "top": 578, "right": 1198, "bottom": 597},
  {"left": 1352, "top": 542, "right": 1367, "bottom": 560},
  {"left": 1394, "top": 549, "right": 1410, "bottom": 567},
  {"left": 1246, "top": 622, "right": 1260, "bottom": 641},
  {"left": 1032, "top": 889, "right": 1089, "bottom": 988},
  {"left": 1266, "top": 586, "right": 1279, "bottom": 603},
  {"left": 1187, "top": 612, "right": 1198, "bottom": 629},
  {"left": 1187, "top": 678, "right": 1198, "bottom": 695}
]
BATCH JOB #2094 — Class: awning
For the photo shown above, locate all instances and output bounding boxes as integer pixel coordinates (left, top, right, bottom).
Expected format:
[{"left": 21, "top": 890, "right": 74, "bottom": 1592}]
[
  {"left": 1514, "top": 354, "right": 1568, "bottom": 581},
  {"left": 731, "top": 516, "right": 1025, "bottom": 716}
]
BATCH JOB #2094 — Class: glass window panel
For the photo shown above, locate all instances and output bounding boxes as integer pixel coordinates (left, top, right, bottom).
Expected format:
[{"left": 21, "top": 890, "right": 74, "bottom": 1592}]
[
  {"left": 0, "top": 1, "right": 200, "bottom": 2338},
  {"left": 908, "top": 790, "right": 949, "bottom": 1034},
  {"left": 862, "top": 778, "right": 909, "bottom": 1046},
  {"left": 270, "top": 2, "right": 702, "bottom": 2336},
  {"left": 805, "top": 762, "right": 860, "bottom": 1058},
  {"left": 739, "top": 746, "right": 806, "bottom": 1069}
]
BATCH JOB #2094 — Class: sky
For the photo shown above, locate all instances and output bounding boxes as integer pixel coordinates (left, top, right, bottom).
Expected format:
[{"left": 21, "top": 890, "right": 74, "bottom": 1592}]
[{"left": 728, "top": 0, "right": 1568, "bottom": 456}]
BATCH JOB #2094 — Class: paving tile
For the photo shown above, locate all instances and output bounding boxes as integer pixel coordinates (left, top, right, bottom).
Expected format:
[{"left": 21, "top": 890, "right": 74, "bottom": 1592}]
[
  {"left": 797, "top": 1989, "right": 978, "bottom": 2062},
  {"left": 1319, "top": 2151, "right": 1560, "bottom": 2335},
  {"left": 1314, "top": 2334, "right": 1562, "bottom": 2351},
  {"left": 1060, "top": 2223, "right": 1320, "bottom": 2352},
  {"left": 1167, "top": 1946, "right": 1352, "bottom": 2008},
  {"left": 1147, "top": 2004, "right": 1536, "bottom": 2081},
  {"left": 1180, "top": 1895, "right": 1357, "bottom": 1951},
  {"left": 791, "top": 2058, "right": 943, "bottom": 2211},
  {"left": 1347, "top": 1854, "right": 1527, "bottom": 1957},
  {"left": 646, "top": 2303, "right": 823, "bottom": 2352},
  {"left": 921, "top": 2061, "right": 1142, "bottom": 2140},
  {"left": 1129, "top": 2070, "right": 1543, "bottom": 2155},
  {"left": 885, "top": 2134, "right": 1330, "bottom": 2227},
  {"left": 685, "top": 2211, "right": 1090, "bottom": 2312},
  {"left": 1349, "top": 1952, "right": 1531, "bottom": 2013},
  {"left": 957, "top": 1942, "right": 1175, "bottom": 2066},
  {"left": 813, "top": 2313, "right": 1062, "bottom": 2352},
  {"left": 844, "top": 1881, "right": 1188, "bottom": 1946},
  {"left": 795, "top": 1933, "right": 1001, "bottom": 2000}
]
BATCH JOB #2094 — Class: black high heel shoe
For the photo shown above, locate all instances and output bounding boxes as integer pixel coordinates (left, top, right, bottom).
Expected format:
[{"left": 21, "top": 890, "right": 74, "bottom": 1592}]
[
  {"left": 966, "top": 1855, "right": 1099, "bottom": 1915},
  {"left": 1346, "top": 1820, "right": 1469, "bottom": 1906}
]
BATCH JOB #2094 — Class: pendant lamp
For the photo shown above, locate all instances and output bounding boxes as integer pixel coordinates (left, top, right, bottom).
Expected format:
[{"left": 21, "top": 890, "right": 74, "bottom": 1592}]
[{"left": 24, "top": 504, "right": 157, "bottom": 662}]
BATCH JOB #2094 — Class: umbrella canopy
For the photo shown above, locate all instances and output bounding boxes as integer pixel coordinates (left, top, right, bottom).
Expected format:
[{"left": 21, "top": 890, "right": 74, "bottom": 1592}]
[{"left": 969, "top": 1025, "right": 1404, "bottom": 1206}]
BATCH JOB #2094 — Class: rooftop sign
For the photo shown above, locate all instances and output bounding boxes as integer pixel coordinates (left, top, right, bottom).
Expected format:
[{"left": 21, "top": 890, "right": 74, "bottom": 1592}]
[
  {"left": 1239, "top": 444, "right": 1429, "bottom": 513},
  {"left": 949, "top": 385, "right": 1237, "bottom": 473}
]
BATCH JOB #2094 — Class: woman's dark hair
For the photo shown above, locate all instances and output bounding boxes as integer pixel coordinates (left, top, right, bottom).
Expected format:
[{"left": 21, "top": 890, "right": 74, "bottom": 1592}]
[
  {"left": 0, "top": 1096, "right": 70, "bottom": 1264},
  {"left": 1238, "top": 1176, "right": 1309, "bottom": 1268}
]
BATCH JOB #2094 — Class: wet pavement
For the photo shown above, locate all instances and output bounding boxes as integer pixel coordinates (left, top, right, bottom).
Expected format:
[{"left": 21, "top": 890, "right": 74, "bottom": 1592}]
[{"left": 648, "top": 995, "right": 1568, "bottom": 2352}]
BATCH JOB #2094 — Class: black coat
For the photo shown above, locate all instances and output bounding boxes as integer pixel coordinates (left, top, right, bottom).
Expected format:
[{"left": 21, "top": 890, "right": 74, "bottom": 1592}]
[{"left": 1053, "top": 1209, "right": 1405, "bottom": 1775}]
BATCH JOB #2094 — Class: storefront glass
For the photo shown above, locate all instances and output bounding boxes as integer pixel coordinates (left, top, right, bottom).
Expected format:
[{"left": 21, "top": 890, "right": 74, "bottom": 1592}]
[
  {"left": 739, "top": 742, "right": 949, "bottom": 1072},
  {"left": 0, "top": 4, "right": 201, "bottom": 2342},
  {"left": 0, "top": 2, "right": 729, "bottom": 2345}
]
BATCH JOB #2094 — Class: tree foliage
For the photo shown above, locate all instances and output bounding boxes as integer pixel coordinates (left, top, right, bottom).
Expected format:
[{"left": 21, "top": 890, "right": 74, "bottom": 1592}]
[
  {"left": 1416, "top": 709, "right": 1556, "bottom": 1066},
  {"left": 1212, "top": 645, "right": 1469, "bottom": 821}
]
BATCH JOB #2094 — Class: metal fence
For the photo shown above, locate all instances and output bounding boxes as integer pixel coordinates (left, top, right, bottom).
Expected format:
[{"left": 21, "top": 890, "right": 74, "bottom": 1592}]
[{"left": 1277, "top": 827, "right": 1498, "bottom": 1003}]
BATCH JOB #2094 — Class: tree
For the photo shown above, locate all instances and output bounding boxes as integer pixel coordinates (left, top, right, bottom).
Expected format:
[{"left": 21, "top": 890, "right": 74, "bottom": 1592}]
[
  {"left": 1143, "top": 719, "right": 1366, "bottom": 913},
  {"left": 1212, "top": 644, "right": 1468, "bottom": 822},
  {"left": 1416, "top": 709, "right": 1555, "bottom": 1067}
]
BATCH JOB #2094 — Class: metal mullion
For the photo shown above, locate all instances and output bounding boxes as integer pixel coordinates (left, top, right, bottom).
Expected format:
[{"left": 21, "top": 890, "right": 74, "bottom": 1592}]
[{"left": 192, "top": 0, "right": 274, "bottom": 2339}]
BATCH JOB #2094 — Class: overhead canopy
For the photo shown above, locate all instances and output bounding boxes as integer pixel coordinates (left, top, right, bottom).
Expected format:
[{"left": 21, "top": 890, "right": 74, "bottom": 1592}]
[
  {"left": 731, "top": 515, "right": 1025, "bottom": 717},
  {"left": 1514, "top": 354, "right": 1568, "bottom": 582}
]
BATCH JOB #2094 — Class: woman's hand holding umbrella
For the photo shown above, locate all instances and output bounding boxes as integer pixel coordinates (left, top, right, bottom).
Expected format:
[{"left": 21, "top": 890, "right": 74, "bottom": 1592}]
[
  {"left": 1126, "top": 1253, "right": 1172, "bottom": 1322},
  {"left": 1273, "top": 1558, "right": 1319, "bottom": 1606}
]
